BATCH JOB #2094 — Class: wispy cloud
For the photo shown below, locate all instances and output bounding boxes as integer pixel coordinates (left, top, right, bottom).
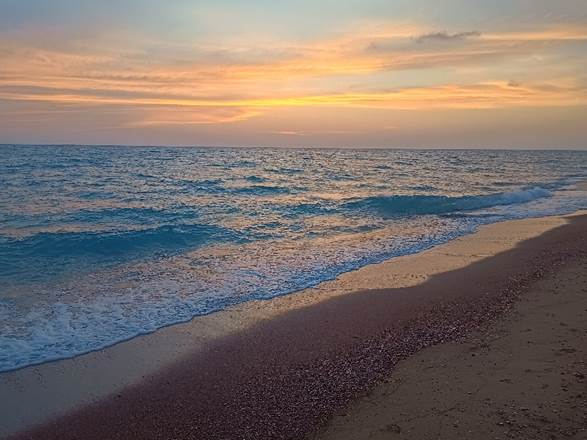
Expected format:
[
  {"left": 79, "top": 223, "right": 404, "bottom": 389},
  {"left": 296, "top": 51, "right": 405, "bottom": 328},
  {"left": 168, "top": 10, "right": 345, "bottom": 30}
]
[
  {"left": 2, "top": 80, "right": 584, "bottom": 112},
  {"left": 415, "top": 31, "right": 481, "bottom": 43}
]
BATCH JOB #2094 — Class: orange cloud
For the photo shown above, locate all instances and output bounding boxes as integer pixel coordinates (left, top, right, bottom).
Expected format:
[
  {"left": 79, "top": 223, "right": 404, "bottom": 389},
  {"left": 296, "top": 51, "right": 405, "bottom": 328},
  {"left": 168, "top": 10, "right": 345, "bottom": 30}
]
[
  {"left": 1, "top": 24, "right": 586, "bottom": 127},
  {"left": 128, "top": 107, "right": 262, "bottom": 126},
  {"left": 2, "top": 81, "right": 584, "bottom": 112}
]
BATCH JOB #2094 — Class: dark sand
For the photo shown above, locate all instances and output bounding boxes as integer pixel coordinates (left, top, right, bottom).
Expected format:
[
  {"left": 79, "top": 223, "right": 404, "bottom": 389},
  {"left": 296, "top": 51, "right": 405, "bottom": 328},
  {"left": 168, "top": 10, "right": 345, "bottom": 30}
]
[
  {"left": 316, "top": 252, "right": 587, "bottom": 440},
  {"left": 11, "top": 215, "right": 587, "bottom": 440}
]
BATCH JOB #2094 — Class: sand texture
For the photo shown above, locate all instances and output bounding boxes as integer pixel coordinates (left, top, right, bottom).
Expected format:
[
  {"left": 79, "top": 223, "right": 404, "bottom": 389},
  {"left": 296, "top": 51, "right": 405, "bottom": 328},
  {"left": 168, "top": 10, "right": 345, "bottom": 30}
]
[{"left": 316, "top": 254, "right": 587, "bottom": 439}]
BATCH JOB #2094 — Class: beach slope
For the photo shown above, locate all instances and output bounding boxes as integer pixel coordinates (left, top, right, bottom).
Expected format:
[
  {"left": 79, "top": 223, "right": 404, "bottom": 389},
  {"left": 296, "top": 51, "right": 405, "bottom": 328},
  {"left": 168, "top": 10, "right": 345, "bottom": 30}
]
[
  {"left": 316, "top": 244, "right": 587, "bottom": 439},
  {"left": 4, "top": 213, "right": 587, "bottom": 440}
]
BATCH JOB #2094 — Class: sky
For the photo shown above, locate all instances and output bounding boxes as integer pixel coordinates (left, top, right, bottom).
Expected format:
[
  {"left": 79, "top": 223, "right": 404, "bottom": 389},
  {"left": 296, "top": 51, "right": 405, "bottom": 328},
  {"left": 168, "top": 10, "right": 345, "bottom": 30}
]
[{"left": 0, "top": 0, "right": 586, "bottom": 148}]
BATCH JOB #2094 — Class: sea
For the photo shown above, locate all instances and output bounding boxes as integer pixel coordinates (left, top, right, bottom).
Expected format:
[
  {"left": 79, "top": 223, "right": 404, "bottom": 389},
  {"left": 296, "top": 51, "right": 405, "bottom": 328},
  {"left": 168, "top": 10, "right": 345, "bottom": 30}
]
[{"left": 1, "top": 145, "right": 586, "bottom": 372}]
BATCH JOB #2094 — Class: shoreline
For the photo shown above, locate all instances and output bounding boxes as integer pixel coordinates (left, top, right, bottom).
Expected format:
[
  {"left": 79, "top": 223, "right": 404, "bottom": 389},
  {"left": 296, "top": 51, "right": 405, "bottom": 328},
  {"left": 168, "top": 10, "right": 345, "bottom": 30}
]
[
  {"left": 5, "top": 173, "right": 587, "bottom": 375},
  {"left": 2, "top": 211, "right": 586, "bottom": 438}
]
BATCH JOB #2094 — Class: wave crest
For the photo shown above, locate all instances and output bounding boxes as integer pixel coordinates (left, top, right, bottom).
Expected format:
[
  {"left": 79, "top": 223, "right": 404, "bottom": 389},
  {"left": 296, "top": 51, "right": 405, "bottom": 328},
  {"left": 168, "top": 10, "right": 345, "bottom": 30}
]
[
  {"left": 343, "top": 187, "right": 552, "bottom": 218},
  {"left": 0, "top": 224, "right": 241, "bottom": 282}
]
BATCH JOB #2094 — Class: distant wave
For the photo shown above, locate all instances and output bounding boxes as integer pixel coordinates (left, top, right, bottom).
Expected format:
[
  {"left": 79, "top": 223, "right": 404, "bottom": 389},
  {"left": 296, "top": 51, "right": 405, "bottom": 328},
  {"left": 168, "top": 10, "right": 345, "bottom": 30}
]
[
  {"left": 264, "top": 166, "right": 304, "bottom": 174},
  {"left": 245, "top": 175, "right": 267, "bottom": 183},
  {"left": 343, "top": 187, "right": 552, "bottom": 218},
  {"left": 177, "top": 178, "right": 227, "bottom": 193},
  {"left": 70, "top": 206, "right": 201, "bottom": 223},
  {"left": 0, "top": 206, "right": 203, "bottom": 241},
  {"left": 233, "top": 185, "right": 296, "bottom": 195}
]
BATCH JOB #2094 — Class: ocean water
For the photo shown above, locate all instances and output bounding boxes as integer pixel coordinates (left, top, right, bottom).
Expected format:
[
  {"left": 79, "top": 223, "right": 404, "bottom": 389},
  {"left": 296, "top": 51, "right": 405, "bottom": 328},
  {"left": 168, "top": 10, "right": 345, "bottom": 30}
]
[{"left": 1, "top": 146, "right": 586, "bottom": 372}]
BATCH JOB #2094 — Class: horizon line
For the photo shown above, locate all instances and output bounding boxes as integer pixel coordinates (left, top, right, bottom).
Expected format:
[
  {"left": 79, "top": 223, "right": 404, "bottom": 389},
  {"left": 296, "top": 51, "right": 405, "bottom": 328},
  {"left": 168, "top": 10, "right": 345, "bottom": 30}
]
[{"left": 1, "top": 143, "right": 587, "bottom": 152}]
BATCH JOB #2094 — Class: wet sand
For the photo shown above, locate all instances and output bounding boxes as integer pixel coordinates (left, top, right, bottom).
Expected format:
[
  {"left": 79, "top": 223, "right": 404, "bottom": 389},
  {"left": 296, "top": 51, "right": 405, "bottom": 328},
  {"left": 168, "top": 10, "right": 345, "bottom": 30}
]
[{"left": 3, "top": 213, "right": 587, "bottom": 439}]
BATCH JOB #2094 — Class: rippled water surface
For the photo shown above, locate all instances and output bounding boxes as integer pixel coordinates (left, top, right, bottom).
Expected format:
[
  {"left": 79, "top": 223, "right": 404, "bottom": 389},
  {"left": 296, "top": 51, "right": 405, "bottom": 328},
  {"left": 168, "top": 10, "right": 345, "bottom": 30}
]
[{"left": 1, "top": 146, "right": 586, "bottom": 371}]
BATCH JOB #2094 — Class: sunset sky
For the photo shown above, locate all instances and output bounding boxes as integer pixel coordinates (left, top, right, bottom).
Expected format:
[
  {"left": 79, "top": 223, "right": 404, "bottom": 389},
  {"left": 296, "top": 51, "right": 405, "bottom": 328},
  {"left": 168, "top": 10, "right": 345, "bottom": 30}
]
[{"left": 1, "top": 0, "right": 586, "bottom": 148}]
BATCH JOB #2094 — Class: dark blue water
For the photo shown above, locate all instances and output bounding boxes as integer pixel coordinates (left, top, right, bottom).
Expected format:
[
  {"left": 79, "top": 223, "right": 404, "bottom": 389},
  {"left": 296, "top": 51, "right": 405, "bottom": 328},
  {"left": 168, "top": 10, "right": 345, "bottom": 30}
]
[{"left": 1, "top": 146, "right": 586, "bottom": 371}]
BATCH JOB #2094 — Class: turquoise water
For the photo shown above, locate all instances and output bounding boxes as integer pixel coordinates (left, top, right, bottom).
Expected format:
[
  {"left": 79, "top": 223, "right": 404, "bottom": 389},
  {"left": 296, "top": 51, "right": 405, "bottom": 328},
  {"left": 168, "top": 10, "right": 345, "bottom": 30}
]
[{"left": 1, "top": 146, "right": 586, "bottom": 372}]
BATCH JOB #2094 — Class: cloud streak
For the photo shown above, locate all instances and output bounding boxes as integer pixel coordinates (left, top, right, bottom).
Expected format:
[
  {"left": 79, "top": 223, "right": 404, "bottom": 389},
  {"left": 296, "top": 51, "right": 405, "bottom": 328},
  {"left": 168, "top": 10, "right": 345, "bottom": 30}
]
[
  {"left": 1, "top": 20, "right": 586, "bottom": 129},
  {"left": 415, "top": 31, "right": 481, "bottom": 43}
]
